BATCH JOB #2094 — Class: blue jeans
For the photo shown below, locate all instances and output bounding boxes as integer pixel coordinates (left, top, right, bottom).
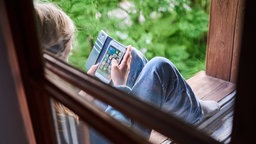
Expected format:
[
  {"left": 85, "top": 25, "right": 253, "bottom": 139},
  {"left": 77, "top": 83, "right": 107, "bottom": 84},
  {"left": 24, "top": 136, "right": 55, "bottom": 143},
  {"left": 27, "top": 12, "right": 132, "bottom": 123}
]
[{"left": 89, "top": 48, "right": 203, "bottom": 143}]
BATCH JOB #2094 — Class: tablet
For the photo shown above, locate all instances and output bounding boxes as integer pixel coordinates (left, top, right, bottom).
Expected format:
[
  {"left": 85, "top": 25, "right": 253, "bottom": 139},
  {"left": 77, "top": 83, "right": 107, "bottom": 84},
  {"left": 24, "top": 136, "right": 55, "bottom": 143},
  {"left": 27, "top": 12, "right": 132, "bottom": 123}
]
[
  {"left": 95, "top": 40, "right": 127, "bottom": 83},
  {"left": 85, "top": 30, "right": 109, "bottom": 71}
]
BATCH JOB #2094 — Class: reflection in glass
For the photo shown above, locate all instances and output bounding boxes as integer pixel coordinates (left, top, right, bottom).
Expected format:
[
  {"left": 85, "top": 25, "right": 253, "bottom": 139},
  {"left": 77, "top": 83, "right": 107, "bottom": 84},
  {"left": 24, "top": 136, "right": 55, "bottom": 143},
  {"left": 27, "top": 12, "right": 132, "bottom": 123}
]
[
  {"left": 50, "top": 99, "right": 113, "bottom": 144},
  {"left": 51, "top": 100, "right": 80, "bottom": 144}
]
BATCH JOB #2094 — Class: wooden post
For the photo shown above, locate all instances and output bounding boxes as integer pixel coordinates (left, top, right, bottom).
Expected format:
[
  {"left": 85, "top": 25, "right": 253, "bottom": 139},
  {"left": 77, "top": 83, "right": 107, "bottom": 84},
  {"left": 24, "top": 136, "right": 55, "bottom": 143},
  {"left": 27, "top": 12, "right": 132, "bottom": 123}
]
[{"left": 206, "top": 0, "right": 243, "bottom": 83}]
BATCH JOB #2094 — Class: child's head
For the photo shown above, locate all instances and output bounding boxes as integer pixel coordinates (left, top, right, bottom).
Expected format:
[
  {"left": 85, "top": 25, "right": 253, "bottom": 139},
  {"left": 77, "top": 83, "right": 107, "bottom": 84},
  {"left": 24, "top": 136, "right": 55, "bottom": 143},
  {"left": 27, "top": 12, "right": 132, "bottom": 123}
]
[
  {"left": 34, "top": 2, "right": 78, "bottom": 121},
  {"left": 34, "top": 3, "right": 76, "bottom": 61}
]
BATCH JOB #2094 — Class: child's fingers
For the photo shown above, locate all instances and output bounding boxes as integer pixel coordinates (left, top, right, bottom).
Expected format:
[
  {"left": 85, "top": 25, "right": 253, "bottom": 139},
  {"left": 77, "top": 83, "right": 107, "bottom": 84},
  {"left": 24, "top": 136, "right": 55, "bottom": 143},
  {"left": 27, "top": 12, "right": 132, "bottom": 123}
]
[
  {"left": 111, "top": 59, "right": 118, "bottom": 68},
  {"left": 87, "top": 63, "right": 99, "bottom": 76},
  {"left": 121, "top": 45, "right": 132, "bottom": 65}
]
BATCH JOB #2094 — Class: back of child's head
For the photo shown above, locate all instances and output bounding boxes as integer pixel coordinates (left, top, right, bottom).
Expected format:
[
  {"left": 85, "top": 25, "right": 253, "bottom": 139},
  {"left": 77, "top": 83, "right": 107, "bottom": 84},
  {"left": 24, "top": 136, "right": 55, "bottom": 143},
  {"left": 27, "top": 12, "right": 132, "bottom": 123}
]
[
  {"left": 34, "top": 2, "right": 76, "bottom": 61},
  {"left": 34, "top": 2, "right": 79, "bottom": 123}
]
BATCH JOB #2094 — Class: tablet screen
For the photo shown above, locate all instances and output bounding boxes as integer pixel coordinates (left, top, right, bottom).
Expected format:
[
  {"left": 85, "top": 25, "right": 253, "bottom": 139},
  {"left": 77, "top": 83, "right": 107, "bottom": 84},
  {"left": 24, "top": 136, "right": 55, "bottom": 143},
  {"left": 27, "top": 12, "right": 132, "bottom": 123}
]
[{"left": 97, "top": 45, "right": 124, "bottom": 82}]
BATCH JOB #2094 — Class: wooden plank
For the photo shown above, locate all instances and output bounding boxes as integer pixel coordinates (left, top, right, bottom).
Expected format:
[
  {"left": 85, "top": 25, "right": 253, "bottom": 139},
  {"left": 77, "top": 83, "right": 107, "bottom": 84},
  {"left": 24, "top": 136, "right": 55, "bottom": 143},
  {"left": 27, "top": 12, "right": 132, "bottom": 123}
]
[
  {"left": 206, "top": 0, "right": 239, "bottom": 81},
  {"left": 230, "top": 0, "right": 244, "bottom": 83},
  {"left": 0, "top": 1, "right": 36, "bottom": 142},
  {"left": 187, "top": 71, "right": 235, "bottom": 102}
]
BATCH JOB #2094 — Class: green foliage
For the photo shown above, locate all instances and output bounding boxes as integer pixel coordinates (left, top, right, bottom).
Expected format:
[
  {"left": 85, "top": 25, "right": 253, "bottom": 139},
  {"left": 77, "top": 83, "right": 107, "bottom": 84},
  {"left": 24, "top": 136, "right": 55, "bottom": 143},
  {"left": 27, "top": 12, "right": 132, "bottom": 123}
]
[{"left": 47, "top": 0, "right": 209, "bottom": 79}]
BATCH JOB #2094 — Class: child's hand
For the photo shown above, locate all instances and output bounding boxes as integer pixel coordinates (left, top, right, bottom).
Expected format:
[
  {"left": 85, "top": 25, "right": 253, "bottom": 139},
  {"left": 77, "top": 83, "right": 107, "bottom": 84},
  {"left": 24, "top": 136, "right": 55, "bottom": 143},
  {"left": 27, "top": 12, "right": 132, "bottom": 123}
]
[
  {"left": 87, "top": 63, "right": 99, "bottom": 76},
  {"left": 111, "top": 46, "right": 132, "bottom": 86}
]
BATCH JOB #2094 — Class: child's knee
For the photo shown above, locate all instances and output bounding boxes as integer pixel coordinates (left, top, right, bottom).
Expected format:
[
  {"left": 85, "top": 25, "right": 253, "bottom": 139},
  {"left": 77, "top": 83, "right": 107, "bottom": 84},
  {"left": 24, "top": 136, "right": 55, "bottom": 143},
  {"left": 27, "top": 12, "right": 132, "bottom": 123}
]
[
  {"left": 147, "top": 57, "right": 178, "bottom": 77},
  {"left": 149, "top": 57, "right": 174, "bottom": 68}
]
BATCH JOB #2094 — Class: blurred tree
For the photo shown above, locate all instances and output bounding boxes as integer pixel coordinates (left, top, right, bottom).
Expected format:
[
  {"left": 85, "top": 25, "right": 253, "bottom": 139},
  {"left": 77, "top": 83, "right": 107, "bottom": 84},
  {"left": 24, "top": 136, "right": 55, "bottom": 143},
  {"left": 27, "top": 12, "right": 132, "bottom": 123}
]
[{"left": 48, "top": 0, "right": 210, "bottom": 79}]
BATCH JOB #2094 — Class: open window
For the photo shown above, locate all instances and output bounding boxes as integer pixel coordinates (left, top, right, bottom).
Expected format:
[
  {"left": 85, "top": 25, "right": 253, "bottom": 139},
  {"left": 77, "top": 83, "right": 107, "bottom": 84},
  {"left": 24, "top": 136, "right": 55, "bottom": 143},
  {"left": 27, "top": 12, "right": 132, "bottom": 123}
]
[{"left": 1, "top": 0, "right": 255, "bottom": 143}]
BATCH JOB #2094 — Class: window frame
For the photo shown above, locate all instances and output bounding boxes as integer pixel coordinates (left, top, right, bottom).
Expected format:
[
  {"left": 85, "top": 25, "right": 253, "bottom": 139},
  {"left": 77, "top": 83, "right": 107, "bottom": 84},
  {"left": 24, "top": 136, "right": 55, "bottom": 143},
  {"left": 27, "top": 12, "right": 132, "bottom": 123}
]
[{"left": 2, "top": 0, "right": 254, "bottom": 143}]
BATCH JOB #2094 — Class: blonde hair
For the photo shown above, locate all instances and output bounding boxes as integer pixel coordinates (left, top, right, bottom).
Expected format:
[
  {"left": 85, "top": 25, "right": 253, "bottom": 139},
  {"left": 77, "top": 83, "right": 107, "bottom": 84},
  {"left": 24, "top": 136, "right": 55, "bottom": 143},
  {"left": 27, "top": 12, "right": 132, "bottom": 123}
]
[
  {"left": 34, "top": 2, "right": 78, "bottom": 121},
  {"left": 34, "top": 2, "right": 76, "bottom": 61}
]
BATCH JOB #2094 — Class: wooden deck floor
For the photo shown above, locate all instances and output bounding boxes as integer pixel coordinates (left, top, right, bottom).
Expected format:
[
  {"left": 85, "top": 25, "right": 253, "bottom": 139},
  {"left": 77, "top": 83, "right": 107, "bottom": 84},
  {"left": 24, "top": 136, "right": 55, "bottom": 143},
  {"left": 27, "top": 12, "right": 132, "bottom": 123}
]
[
  {"left": 149, "top": 71, "right": 236, "bottom": 144},
  {"left": 187, "top": 71, "right": 235, "bottom": 101}
]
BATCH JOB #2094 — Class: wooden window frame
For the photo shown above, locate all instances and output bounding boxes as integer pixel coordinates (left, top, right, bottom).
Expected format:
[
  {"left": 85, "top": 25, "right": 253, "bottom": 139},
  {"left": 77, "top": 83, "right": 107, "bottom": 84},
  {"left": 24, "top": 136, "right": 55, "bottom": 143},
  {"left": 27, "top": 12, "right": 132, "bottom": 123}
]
[{"left": 1, "top": 0, "right": 255, "bottom": 143}]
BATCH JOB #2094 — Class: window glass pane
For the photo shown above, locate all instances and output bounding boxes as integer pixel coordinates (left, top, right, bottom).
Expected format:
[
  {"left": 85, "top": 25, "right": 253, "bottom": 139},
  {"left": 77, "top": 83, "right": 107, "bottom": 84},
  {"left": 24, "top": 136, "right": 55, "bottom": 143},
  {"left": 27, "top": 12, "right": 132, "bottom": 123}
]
[
  {"left": 50, "top": 99, "right": 115, "bottom": 144},
  {"left": 50, "top": 96, "right": 156, "bottom": 144},
  {"left": 35, "top": 1, "right": 234, "bottom": 143},
  {"left": 46, "top": 70, "right": 151, "bottom": 143},
  {"left": 46, "top": 64, "right": 235, "bottom": 143}
]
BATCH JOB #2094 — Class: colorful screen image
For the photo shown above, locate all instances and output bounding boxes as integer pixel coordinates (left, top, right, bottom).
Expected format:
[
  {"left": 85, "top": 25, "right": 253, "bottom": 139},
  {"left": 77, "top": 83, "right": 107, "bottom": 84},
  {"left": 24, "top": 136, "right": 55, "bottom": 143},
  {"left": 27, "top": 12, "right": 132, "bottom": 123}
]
[{"left": 97, "top": 45, "right": 124, "bottom": 80}]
